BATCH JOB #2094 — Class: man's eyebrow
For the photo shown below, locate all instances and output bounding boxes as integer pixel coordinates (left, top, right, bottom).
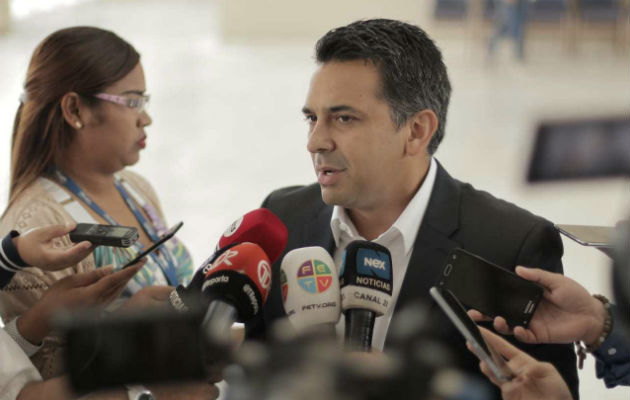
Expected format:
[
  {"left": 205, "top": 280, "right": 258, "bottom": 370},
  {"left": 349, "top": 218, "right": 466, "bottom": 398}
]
[
  {"left": 302, "top": 105, "right": 361, "bottom": 114},
  {"left": 329, "top": 105, "right": 359, "bottom": 113},
  {"left": 120, "top": 90, "right": 146, "bottom": 95}
]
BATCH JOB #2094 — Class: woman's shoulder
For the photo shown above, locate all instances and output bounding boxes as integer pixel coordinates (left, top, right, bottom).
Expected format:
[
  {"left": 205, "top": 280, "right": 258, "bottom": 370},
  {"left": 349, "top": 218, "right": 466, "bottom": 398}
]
[
  {"left": 118, "top": 169, "right": 161, "bottom": 208},
  {"left": 1, "top": 179, "right": 70, "bottom": 235}
]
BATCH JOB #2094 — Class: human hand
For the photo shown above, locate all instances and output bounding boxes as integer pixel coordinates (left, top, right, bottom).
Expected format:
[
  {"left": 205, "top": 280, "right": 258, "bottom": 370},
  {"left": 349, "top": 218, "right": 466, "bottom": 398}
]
[
  {"left": 14, "top": 223, "right": 94, "bottom": 271},
  {"left": 473, "top": 327, "right": 572, "bottom": 400},
  {"left": 467, "top": 266, "right": 607, "bottom": 345},
  {"left": 118, "top": 285, "right": 174, "bottom": 312},
  {"left": 18, "top": 261, "right": 145, "bottom": 344}
]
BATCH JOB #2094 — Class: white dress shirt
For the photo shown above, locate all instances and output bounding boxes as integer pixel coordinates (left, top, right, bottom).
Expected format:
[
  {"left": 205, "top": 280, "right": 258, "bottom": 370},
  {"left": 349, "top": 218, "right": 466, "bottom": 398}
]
[
  {"left": 0, "top": 327, "right": 42, "bottom": 400},
  {"left": 331, "top": 157, "right": 438, "bottom": 350}
]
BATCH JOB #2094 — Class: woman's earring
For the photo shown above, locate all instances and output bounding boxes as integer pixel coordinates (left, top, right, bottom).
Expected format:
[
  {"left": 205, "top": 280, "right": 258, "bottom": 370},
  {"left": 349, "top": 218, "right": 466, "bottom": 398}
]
[{"left": 75, "top": 121, "right": 83, "bottom": 129}]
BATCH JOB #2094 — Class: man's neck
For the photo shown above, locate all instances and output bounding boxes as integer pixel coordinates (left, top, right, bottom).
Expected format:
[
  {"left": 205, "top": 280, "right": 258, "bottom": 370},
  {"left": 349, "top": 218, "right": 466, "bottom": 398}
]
[{"left": 347, "top": 159, "right": 430, "bottom": 241}]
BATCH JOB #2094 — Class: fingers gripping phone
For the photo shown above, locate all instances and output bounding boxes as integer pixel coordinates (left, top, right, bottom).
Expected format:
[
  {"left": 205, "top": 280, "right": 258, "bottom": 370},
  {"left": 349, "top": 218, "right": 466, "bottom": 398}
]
[
  {"left": 122, "top": 222, "right": 183, "bottom": 268},
  {"left": 437, "top": 248, "right": 543, "bottom": 328},
  {"left": 430, "top": 286, "right": 514, "bottom": 383}
]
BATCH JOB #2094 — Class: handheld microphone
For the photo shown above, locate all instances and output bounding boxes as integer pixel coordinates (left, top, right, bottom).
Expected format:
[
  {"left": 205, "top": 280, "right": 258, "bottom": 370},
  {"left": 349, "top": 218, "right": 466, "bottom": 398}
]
[
  {"left": 280, "top": 247, "right": 340, "bottom": 335},
  {"left": 168, "top": 208, "right": 287, "bottom": 312},
  {"left": 340, "top": 240, "right": 393, "bottom": 352},
  {"left": 218, "top": 208, "right": 288, "bottom": 264},
  {"left": 168, "top": 243, "right": 240, "bottom": 313},
  {"left": 200, "top": 242, "right": 272, "bottom": 347}
]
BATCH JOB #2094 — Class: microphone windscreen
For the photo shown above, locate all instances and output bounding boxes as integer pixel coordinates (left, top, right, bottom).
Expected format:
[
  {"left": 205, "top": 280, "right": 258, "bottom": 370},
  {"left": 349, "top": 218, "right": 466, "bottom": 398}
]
[
  {"left": 280, "top": 247, "right": 340, "bottom": 331},
  {"left": 204, "top": 242, "right": 272, "bottom": 305},
  {"left": 340, "top": 240, "right": 393, "bottom": 316},
  {"left": 188, "top": 242, "right": 240, "bottom": 292},
  {"left": 218, "top": 208, "right": 288, "bottom": 263}
]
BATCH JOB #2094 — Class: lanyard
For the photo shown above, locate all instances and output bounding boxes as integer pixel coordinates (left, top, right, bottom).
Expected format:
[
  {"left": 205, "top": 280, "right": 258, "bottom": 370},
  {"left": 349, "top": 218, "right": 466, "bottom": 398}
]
[{"left": 53, "top": 169, "right": 179, "bottom": 286}]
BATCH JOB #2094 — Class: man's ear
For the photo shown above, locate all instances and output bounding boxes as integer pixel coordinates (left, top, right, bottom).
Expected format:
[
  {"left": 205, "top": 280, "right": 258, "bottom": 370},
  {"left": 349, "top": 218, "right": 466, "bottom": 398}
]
[
  {"left": 60, "top": 92, "right": 88, "bottom": 130},
  {"left": 404, "top": 109, "right": 438, "bottom": 156}
]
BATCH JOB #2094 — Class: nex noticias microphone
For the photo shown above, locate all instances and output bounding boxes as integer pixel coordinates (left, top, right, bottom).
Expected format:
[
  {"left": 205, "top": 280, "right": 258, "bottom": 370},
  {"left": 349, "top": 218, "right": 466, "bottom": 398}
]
[
  {"left": 280, "top": 247, "right": 340, "bottom": 334},
  {"left": 168, "top": 208, "right": 287, "bottom": 312},
  {"left": 200, "top": 242, "right": 272, "bottom": 346},
  {"left": 340, "top": 240, "right": 393, "bottom": 352}
]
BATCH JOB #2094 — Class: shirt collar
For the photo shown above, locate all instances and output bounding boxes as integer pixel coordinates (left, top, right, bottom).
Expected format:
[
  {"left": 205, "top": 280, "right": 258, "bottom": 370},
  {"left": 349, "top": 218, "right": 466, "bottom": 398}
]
[{"left": 330, "top": 157, "right": 438, "bottom": 255}]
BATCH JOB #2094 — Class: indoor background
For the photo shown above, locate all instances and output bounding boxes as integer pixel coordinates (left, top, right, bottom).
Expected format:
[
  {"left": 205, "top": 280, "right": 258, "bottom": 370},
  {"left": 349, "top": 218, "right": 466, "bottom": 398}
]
[{"left": 0, "top": 1, "right": 628, "bottom": 398}]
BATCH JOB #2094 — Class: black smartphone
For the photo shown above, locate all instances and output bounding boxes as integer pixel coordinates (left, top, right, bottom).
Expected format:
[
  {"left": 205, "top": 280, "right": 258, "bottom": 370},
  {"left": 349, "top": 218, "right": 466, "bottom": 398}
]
[
  {"left": 436, "top": 248, "right": 543, "bottom": 328},
  {"left": 122, "top": 221, "right": 183, "bottom": 268},
  {"left": 69, "top": 223, "right": 139, "bottom": 248},
  {"left": 55, "top": 307, "right": 207, "bottom": 391},
  {"left": 430, "top": 286, "right": 514, "bottom": 383}
]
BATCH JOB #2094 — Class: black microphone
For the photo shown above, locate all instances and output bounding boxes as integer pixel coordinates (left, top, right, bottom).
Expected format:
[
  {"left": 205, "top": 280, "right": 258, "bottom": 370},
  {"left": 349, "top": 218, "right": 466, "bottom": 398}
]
[
  {"left": 340, "top": 240, "right": 393, "bottom": 352},
  {"left": 168, "top": 243, "right": 239, "bottom": 313},
  {"left": 199, "top": 242, "right": 272, "bottom": 349}
]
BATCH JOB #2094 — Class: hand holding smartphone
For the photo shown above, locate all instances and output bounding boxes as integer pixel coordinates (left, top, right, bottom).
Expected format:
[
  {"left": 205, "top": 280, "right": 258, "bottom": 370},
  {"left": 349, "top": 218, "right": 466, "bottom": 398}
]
[
  {"left": 122, "top": 222, "right": 183, "bottom": 268},
  {"left": 430, "top": 286, "right": 514, "bottom": 383},
  {"left": 437, "top": 248, "right": 543, "bottom": 328}
]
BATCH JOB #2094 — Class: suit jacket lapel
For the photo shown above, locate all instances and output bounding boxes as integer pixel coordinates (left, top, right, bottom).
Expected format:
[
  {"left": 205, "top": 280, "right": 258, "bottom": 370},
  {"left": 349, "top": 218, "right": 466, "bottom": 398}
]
[
  {"left": 394, "top": 161, "right": 461, "bottom": 312},
  {"left": 303, "top": 203, "right": 336, "bottom": 255}
]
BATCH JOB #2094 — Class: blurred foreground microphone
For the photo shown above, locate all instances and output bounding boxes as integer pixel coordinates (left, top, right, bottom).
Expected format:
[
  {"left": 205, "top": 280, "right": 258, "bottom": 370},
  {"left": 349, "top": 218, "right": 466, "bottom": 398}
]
[
  {"left": 201, "top": 242, "right": 272, "bottom": 347},
  {"left": 340, "top": 241, "right": 393, "bottom": 352},
  {"left": 169, "top": 208, "right": 287, "bottom": 312},
  {"left": 280, "top": 247, "right": 340, "bottom": 334}
]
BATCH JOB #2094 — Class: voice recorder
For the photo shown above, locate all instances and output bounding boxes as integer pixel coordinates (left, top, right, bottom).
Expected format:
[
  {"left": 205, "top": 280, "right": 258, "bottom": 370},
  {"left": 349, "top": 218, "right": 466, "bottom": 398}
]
[{"left": 69, "top": 223, "right": 139, "bottom": 248}]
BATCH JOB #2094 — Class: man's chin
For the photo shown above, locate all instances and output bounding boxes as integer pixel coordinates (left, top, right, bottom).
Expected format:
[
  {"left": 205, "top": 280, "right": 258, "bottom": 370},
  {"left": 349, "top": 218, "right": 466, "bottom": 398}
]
[{"left": 320, "top": 186, "right": 348, "bottom": 207}]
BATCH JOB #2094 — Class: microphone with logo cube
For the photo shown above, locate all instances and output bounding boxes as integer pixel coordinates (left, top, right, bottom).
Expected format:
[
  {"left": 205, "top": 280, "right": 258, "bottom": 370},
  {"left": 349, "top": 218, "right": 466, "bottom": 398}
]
[{"left": 280, "top": 246, "right": 341, "bottom": 335}]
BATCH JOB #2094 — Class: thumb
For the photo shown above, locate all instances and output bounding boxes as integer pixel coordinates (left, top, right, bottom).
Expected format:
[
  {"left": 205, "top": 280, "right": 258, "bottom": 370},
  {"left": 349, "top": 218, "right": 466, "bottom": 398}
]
[
  {"left": 37, "top": 223, "right": 77, "bottom": 242},
  {"left": 514, "top": 266, "right": 562, "bottom": 291},
  {"left": 478, "top": 326, "right": 523, "bottom": 361}
]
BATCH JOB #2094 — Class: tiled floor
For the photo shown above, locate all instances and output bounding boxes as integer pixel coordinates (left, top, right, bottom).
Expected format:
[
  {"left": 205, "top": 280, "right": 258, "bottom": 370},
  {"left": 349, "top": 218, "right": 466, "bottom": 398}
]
[{"left": 0, "top": 1, "right": 628, "bottom": 398}]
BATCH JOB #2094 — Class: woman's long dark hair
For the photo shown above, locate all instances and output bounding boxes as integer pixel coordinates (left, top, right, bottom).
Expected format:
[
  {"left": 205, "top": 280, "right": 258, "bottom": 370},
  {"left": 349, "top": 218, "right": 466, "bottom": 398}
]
[{"left": 8, "top": 26, "right": 140, "bottom": 209}]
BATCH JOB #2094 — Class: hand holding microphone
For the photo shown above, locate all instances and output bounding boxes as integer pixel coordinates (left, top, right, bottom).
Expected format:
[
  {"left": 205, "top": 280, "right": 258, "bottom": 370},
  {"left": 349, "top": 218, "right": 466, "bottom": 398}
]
[
  {"left": 340, "top": 240, "right": 393, "bottom": 352},
  {"left": 280, "top": 246, "right": 340, "bottom": 335}
]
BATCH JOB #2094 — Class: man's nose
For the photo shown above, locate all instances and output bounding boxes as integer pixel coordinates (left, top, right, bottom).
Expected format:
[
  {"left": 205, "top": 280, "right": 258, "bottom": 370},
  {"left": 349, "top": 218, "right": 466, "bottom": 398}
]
[{"left": 306, "top": 120, "right": 334, "bottom": 154}]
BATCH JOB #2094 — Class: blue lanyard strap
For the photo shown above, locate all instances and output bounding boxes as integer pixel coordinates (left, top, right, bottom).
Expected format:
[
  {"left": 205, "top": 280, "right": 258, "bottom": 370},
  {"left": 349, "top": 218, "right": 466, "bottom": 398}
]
[
  {"left": 53, "top": 169, "right": 180, "bottom": 286},
  {"left": 113, "top": 179, "right": 159, "bottom": 241}
]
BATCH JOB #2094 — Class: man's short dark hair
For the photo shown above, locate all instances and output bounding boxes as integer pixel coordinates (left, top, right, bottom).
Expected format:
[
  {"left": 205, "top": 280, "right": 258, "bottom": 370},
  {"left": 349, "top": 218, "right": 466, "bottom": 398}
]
[{"left": 315, "top": 19, "right": 451, "bottom": 155}]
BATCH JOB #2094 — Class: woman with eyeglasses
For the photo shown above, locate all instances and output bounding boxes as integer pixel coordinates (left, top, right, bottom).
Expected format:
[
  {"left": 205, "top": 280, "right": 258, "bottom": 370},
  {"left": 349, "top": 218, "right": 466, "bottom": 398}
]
[{"left": 0, "top": 27, "right": 195, "bottom": 381}]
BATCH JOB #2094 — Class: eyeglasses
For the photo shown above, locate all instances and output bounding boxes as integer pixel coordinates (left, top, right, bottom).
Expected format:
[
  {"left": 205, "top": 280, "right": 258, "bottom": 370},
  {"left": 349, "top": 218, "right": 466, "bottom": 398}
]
[{"left": 93, "top": 93, "right": 150, "bottom": 113}]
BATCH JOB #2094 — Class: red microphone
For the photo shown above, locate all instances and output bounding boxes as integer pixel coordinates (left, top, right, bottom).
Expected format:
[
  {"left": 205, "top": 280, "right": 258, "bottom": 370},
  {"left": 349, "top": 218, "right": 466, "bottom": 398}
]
[
  {"left": 200, "top": 243, "right": 271, "bottom": 349},
  {"left": 218, "top": 208, "right": 288, "bottom": 264},
  {"left": 168, "top": 208, "right": 286, "bottom": 313},
  {"left": 204, "top": 242, "right": 272, "bottom": 307}
]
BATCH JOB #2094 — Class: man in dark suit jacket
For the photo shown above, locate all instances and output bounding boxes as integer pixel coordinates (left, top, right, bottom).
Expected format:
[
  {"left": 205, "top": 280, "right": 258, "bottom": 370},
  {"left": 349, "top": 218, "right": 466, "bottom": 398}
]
[{"left": 247, "top": 19, "right": 579, "bottom": 399}]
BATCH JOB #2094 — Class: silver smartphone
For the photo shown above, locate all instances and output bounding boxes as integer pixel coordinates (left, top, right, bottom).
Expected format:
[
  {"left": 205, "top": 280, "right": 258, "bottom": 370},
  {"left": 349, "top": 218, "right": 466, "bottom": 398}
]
[
  {"left": 430, "top": 286, "right": 514, "bottom": 383},
  {"left": 555, "top": 224, "right": 615, "bottom": 248}
]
